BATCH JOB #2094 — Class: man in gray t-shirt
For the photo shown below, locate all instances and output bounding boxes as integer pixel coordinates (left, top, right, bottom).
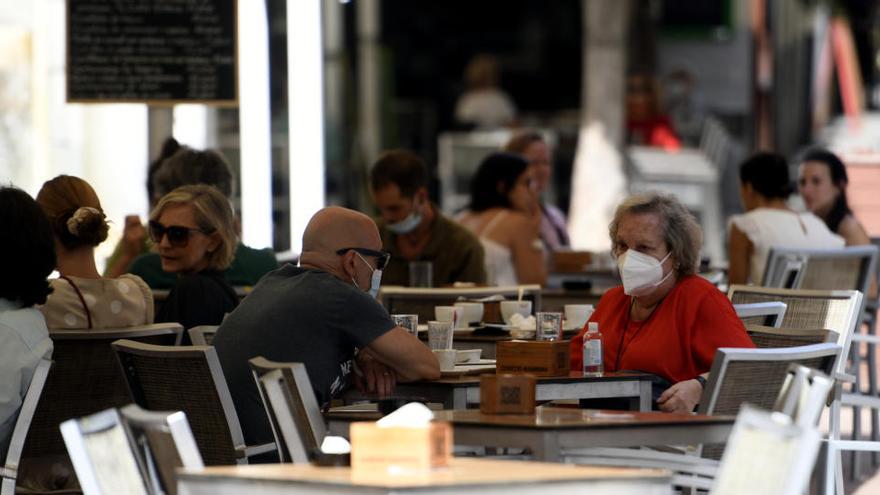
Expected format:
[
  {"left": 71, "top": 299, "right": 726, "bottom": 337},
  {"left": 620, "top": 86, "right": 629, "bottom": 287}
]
[{"left": 214, "top": 207, "right": 440, "bottom": 450}]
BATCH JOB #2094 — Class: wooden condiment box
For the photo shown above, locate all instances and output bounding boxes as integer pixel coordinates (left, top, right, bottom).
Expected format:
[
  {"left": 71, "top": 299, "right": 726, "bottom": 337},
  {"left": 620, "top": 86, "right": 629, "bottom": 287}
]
[
  {"left": 480, "top": 374, "right": 536, "bottom": 414},
  {"left": 350, "top": 421, "right": 452, "bottom": 473},
  {"left": 496, "top": 340, "right": 570, "bottom": 377}
]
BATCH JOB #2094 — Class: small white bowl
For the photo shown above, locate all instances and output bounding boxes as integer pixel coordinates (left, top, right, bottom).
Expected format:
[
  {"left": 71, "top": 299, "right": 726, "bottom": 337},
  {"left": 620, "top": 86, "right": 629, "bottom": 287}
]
[{"left": 455, "top": 349, "right": 482, "bottom": 364}]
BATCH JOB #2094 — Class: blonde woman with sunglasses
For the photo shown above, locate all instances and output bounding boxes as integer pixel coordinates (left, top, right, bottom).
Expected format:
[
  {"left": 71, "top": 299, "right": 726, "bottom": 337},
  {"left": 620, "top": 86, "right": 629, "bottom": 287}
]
[{"left": 150, "top": 184, "right": 238, "bottom": 335}]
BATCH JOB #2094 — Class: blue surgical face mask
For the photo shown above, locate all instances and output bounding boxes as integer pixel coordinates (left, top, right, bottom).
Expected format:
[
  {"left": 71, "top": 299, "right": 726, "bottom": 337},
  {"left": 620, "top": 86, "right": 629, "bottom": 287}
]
[
  {"left": 352, "top": 252, "right": 383, "bottom": 298},
  {"left": 386, "top": 200, "right": 423, "bottom": 235}
]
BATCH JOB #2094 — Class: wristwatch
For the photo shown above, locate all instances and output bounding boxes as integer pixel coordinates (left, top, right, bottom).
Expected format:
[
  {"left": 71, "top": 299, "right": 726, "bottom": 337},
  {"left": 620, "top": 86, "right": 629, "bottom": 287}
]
[{"left": 694, "top": 375, "right": 708, "bottom": 388}]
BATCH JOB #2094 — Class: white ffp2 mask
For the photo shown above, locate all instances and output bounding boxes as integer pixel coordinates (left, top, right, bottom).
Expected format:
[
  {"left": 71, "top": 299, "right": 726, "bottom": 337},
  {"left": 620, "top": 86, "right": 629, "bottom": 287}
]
[{"left": 617, "top": 249, "right": 673, "bottom": 296}]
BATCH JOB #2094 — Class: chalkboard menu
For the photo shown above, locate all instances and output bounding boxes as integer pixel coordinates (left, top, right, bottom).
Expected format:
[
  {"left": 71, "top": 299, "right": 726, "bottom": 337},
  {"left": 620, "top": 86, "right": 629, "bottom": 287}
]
[{"left": 67, "top": 0, "right": 237, "bottom": 104}]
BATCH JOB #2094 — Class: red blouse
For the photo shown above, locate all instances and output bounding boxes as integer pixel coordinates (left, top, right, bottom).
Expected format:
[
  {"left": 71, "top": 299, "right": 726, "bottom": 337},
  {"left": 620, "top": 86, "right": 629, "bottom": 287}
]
[{"left": 569, "top": 275, "right": 754, "bottom": 383}]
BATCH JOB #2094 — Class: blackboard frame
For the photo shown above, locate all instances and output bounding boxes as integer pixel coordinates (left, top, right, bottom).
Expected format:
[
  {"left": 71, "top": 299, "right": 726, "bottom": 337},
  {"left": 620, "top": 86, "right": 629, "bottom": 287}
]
[{"left": 66, "top": 0, "right": 239, "bottom": 106}]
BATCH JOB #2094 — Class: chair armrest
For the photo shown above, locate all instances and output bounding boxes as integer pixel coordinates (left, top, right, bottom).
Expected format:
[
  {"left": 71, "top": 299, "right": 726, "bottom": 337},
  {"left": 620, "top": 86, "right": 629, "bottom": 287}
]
[
  {"left": 0, "top": 465, "right": 16, "bottom": 479},
  {"left": 239, "top": 442, "right": 278, "bottom": 459},
  {"left": 833, "top": 372, "right": 856, "bottom": 384},
  {"left": 841, "top": 392, "right": 880, "bottom": 409},
  {"left": 851, "top": 334, "right": 880, "bottom": 345}
]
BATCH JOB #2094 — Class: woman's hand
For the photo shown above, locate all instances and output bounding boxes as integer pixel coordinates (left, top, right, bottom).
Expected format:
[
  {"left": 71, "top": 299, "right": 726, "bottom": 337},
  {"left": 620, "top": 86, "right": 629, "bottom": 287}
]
[{"left": 657, "top": 378, "right": 703, "bottom": 413}]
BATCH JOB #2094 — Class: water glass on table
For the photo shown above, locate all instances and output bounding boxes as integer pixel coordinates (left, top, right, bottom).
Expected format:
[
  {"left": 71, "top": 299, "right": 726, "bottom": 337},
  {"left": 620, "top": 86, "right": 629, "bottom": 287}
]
[
  {"left": 408, "top": 261, "right": 433, "bottom": 287},
  {"left": 427, "top": 320, "right": 454, "bottom": 350},
  {"left": 391, "top": 314, "right": 419, "bottom": 336},
  {"left": 536, "top": 312, "right": 562, "bottom": 341}
]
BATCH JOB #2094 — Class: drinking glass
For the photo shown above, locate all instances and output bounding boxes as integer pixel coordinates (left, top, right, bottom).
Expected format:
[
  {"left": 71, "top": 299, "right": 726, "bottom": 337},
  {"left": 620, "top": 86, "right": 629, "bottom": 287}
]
[
  {"left": 408, "top": 261, "right": 433, "bottom": 288},
  {"left": 427, "top": 320, "right": 454, "bottom": 350},
  {"left": 536, "top": 312, "right": 563, "bottom": 341},
  {"left": 391, "top": 314, "right": 419, "bottom": 336}
]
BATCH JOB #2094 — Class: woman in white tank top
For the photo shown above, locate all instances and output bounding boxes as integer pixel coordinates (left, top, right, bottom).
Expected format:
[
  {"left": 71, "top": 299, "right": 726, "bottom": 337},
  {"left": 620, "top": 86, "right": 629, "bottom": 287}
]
[
  {"left": 728, "top": 152, "right": 844, "bottom": 285},
  {"left": 457, "top": 153, "right": 546, "bottom": 286}
]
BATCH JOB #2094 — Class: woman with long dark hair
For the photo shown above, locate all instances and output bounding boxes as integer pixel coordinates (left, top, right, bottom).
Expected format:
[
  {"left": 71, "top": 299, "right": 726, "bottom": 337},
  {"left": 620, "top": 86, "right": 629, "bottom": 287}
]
[
  {"left": 457, "top": 152, "right": 546, "bottom": 286},
  {"left": 798, "top": 148, "right": 871, "bottom": 247}
]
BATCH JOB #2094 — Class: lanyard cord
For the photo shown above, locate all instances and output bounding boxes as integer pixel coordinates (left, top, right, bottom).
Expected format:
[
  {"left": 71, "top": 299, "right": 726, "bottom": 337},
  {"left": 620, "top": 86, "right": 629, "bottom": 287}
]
[
  {"left": 59, "top": 275, "right": 93, "bottom": 329},
  {"left": 614, "top": 296, "right": 664, "bottom": 370}
]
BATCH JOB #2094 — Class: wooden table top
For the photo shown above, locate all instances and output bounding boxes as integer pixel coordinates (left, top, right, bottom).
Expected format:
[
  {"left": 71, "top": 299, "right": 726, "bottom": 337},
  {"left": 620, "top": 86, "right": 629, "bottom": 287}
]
[
  {"left": 432, "top": 407, "right": 735, "bottom": 430},
  {"left": 409, "top": 370, "right": 654, "bottom": 387},
  {"left": 325, "top": 407, "right": 734, "bottom": 430},
  {"left": 178, "top": 458, "right": 669, "bottom": 488}
]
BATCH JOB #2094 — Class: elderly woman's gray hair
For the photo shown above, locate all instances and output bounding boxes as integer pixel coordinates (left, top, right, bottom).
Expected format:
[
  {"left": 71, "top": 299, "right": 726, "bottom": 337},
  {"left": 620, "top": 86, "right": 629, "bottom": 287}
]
[{"left": 609, "top": 192, "right": 702, "bottom": 277}]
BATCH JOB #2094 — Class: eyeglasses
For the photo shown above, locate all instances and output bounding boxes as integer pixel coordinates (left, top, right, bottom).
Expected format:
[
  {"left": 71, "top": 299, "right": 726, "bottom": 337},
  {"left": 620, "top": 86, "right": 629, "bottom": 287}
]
[
  {"left": 149, "top": 220, "right": 212, "bottom": 248},
  {"left": 336, "top": 247, "right": 390, "bottom": 271}
]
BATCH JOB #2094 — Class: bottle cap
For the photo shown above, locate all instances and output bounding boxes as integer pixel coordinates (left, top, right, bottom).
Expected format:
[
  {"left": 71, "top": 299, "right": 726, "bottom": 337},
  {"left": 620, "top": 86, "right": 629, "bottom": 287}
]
[{"left": 587, "top": 322, "right": 598, "bottom": 333}]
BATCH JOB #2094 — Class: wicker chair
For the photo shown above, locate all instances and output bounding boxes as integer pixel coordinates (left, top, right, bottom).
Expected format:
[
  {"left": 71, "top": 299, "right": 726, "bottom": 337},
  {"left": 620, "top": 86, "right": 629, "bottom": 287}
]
[
  {"left": 20, "top": 324, "right": 183, "bottom": 466},
  {"left": 378, "top": 285, "right": 542, "bottom": 323},
  {"left": 734, "top": 302, "right": 787, "bottom": 327},
  {"left": 248, "top": 357, "right": 325, "bottom": 463},
  {"left": 746, "top": 324, "right": 838, "bottom": 349},
  {"left": 761, "top": 246, "right": 877, "bottom": 297},
  {"left": 188, "top": 325, "right": 219, "bottom": 346},
  {"left": 119, "top": 404, "right": 203, "bottom": 495},
  {"left": 1, "top": 359, "right": 51, "bottom": 495},
  {"left": 111, "top": 340, "right": 277, "bottom": 466}
]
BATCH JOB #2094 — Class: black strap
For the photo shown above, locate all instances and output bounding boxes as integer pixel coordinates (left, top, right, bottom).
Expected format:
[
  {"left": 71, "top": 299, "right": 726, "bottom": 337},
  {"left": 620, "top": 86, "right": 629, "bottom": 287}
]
[{"left": 59, "top": 275, "right": 93, "bottom": 329}]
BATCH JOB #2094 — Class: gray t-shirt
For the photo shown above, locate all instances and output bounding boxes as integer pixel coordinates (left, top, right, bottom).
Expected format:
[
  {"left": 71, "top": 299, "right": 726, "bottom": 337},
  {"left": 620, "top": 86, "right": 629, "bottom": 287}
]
[{"left": 213, "top": 265, "right": 394, "bottom": 448}]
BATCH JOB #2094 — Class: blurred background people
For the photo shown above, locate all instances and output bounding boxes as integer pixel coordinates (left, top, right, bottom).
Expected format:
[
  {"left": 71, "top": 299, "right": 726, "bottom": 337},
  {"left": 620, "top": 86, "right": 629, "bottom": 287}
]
[
  {"left": 798, "top": 148, "right": 872, "bottom": 247},
  {"left": 457, "top": 152, "right": 546, "bottom": 286},
  {"left": 36, "top": 175, "right": 153, "bottom": 329},
  {"left": 504, "top": 131, "right": 570, "bottom": 251},
  {"left": 369, "top": 149, "right": 486, "bottom": 286},
  {"left": 150, "top": 185, "right": 239, "bottom": 332},
  {"left": 728, "top": 153, "right": 844, "bottom": 285},
  {"left": 625, "top": 73, "right": 681, "bottom": 150},
  {"left": 454, "top": 53, "right": 517, "bottom": 129},
  {"left": 0, "top": 186, "right": 54, "bottom": 459}
]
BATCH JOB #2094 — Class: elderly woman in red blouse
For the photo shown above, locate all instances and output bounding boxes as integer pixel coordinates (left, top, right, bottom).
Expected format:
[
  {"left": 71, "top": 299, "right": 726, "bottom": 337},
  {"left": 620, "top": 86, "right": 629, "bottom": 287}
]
[{"left": 570, "top": 192, "right": 753, "bottom": 413}]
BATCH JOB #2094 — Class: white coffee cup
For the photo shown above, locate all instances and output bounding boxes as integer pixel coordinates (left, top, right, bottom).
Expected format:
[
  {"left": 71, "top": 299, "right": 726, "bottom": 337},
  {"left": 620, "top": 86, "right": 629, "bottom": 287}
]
[
  {"left": 435, "top": 305, "right": 466, "bottom": 329},
  {"left": 432, "top": 349, "right": 457, "bottom": 372},
  {"left": 454, "top": 302, "right": 484, "bottom": 325},
  {"left": 500, "top": 300, "right": 532, "bottom": 324},
  {"left": 564, "top": 304, "right": 594, "bottom": 329}
]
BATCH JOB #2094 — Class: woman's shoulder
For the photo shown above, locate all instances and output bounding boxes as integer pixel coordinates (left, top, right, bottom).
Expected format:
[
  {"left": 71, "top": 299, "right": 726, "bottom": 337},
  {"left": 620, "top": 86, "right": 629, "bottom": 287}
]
[{"left": 837, "top": 214, "right": 871, "bottom": 246}]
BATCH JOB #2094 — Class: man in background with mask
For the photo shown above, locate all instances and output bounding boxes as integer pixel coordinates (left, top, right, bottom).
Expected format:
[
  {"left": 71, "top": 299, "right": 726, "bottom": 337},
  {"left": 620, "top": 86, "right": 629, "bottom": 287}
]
[
  {"left": 213, "top": 206, "right": 439, "bottom": 455},
  {"left": 370, "top": 150, "right": 486, "bottom": 286}
]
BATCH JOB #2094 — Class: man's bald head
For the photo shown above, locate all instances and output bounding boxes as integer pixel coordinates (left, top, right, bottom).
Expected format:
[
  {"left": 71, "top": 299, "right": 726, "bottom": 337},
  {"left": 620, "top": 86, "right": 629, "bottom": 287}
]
[{"left": 302, "top": 206, "right": 381, "bottom": 255}]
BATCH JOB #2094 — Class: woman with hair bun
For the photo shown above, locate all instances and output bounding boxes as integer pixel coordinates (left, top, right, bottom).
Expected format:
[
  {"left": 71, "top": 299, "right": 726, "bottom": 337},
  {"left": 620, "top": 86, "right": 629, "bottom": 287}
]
[
  {"left": 36, "top": 175, "right": 153, "bottom": 329},
  {"left": 728, "top": 153, "right": 844, "bottom": 285}
]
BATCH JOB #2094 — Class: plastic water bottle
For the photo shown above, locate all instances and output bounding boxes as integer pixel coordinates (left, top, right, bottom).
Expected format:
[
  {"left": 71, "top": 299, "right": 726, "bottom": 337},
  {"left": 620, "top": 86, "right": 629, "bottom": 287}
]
[{"left": 582, "top": 322, "right": 603, "bottom": 376}]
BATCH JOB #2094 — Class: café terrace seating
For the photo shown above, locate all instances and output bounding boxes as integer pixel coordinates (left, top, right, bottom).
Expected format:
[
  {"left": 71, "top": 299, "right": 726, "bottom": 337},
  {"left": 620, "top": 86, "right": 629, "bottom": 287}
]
[
  {"left": 746, "top": 324, "right": 839, "bottom": 349},
  {"left": 111, "top": 340, "right": 278, "bottom": 466},
  {"left": 248, "top": 357, "right": 325, "bottom": 464},
  {"left": 19, "top": 324, "right": 183, "bottom": 476},
  {"left": 61, "top": 405, "right": 202, "bottom": 495},
  {"left": 561, "top": 346, "right": 840, "bottom": 490}
]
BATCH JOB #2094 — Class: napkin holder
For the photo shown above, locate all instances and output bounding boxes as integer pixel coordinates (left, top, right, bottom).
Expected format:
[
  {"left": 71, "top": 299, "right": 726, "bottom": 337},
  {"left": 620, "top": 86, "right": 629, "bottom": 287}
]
[
  {"left": 350, "top": 421, "right": 452, "bottom": 473},
  {"left": 480, "top": 374, "right": 536, "bottom": 414},
  {"left": 496, "top": 340, "right": 570, "bottom": 377}
]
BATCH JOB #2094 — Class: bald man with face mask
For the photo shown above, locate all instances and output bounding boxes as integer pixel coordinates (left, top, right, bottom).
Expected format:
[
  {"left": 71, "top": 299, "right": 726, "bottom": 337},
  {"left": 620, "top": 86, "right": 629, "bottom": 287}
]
[{"left": 214, "top": 207, "right": 440, "bottom": 453}]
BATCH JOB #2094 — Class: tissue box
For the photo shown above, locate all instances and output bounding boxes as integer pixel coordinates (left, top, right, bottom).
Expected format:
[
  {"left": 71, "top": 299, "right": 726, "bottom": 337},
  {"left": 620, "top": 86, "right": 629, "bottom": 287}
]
[
  {"left": 350, "top": 422, "right": 452, "bottom": 472},
  {"left": 496, "top": 340, "right": 570, "bottom": 377},
  {"left": 480, "top": 374, "right": 536, "bottom": 414}
]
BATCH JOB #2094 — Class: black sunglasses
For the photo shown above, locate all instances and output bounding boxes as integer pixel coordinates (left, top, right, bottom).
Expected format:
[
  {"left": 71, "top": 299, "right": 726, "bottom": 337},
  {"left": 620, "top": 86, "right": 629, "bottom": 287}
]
[
  {"left": 336, "top": 247, "right": 390, "bottom": 271},
  {"left": 149, "top": 220, "right": 212, "bottom": 248}
]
